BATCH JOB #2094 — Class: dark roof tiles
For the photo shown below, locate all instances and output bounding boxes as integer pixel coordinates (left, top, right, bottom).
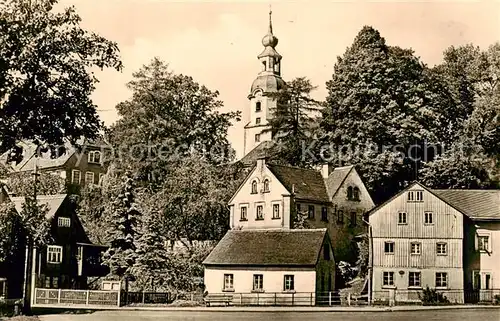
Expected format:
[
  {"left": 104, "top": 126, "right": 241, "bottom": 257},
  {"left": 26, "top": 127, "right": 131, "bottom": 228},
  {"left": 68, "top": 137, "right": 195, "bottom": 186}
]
[{"left": 203, "top": 228, "right": 327, "bottom": 266}]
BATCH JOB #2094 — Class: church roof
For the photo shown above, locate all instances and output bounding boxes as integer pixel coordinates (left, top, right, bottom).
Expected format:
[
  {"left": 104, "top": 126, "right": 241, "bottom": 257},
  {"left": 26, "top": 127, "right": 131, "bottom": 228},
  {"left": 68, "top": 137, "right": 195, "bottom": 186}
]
[
  {"left": 239, "top": 141, "right": 275, "bottom": 167},
  {"left": 203, "top": 228, "right": 327, "bottom": 266},
  {"left": 250, "top": 74, "right": 286, "bottom": 96}
]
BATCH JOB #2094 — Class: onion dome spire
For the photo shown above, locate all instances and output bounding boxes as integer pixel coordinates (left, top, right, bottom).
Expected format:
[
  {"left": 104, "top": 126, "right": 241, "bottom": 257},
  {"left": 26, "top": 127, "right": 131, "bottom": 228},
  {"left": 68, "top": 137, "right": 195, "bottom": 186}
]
[{"left": 262, "top": 8, "right": 278, "bottom": 48}]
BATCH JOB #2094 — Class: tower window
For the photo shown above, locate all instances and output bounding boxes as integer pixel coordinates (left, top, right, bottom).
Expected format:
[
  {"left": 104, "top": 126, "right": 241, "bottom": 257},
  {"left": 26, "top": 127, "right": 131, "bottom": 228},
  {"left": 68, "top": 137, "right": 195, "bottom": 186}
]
[
  {"left": 255, "top": 134, "right": 260, "bottom": 142},
  {"left": 256, "top": 102, "right": 262, "bottom": 112},
  {"left": 256, "top": 117, "right": 261, "bottom": 124}
]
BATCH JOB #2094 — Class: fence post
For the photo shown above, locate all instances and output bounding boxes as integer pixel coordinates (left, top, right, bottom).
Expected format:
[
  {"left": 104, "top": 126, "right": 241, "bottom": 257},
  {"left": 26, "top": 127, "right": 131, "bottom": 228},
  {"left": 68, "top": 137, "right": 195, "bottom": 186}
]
[
  {"left": 86, "top": 290, "right": 90, "bottom": 305},
  {"left": 274, "top": 292, "right": 277, "bottom": 306},
  {"left": 329, "top": 291, "right": 332, "bottom": 306},
  {"left": 292, "top": 292, "right": 294, "bottom": 306},
  {"left": 347, "top": 293, "right": 351, "bottom": 306},
  {"left": 191, "top": 293, "right": 194, "bottom": 301},
  {"left": 257, "top": 292, "right": 259, "bottom": 306},
  {"left": 58, "top": 289, "right": 61, "bottom": 304},
  {"left": 142, "top": 291, "right": 145, "bottom": 304},
  {"left": 117, "top": 290, "right": 121, "bottom": 307}
]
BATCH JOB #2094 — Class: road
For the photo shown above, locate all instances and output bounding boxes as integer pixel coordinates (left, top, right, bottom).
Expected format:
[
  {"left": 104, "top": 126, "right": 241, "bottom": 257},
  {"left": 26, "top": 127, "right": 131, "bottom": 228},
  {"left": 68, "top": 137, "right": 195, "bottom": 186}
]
[{"left": 38, "top": 309, "right": 500, "bottom": 321}]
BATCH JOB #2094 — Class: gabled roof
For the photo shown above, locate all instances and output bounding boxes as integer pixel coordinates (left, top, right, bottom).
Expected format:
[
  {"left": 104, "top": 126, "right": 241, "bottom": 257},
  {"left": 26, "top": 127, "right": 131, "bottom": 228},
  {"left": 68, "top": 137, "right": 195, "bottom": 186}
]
[
  {"left": 203, "top": 228, "right": 327, "bottom": 266},
  {"left": 239, "top": 141, "right": 275, "bottom": 167},
  {"left": 325, "top": 165, "right": 354, "bottom": 199},
  {"left": 432, "top": 189, "right": 500, "bottom": 220},
  {"left": 267, "top": 164, "right": 330, "bottom": 203},
  {"left": 10, "top": 194, "right": 68, "bottom": 219}
]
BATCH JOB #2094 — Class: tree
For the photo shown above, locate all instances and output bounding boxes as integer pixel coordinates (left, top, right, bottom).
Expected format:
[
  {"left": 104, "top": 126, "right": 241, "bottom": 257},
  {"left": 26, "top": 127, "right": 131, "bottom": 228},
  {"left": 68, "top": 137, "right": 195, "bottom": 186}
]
[
  {"left": 130, "top": 209, "right": 168, "bottom": 292},
  {"left": 321, "top": 26, "right": 457, "bottom": 202},
  {"left": 0, "top": 0, "right": 122, "bottom": 161},
  {"left": 263, "top": 77, "right": 323, "bottom": 167},
  {"left": 109, "top": 58, "right": 240, "bottom": 188},
  {"left": 6, "top": 171, "right": 65, "bottom": 197},
  {"left": 74, "top": 184, "right": 107, "bottom": 244},
  {"left": 0, "top": 203, "right": 22, "bottom": 264},
  {"left": 102, "top": 172, "right": 140, "bottom": 288},
  {"left": 152, "top": 154, "right": 236, "bottom": 250}
]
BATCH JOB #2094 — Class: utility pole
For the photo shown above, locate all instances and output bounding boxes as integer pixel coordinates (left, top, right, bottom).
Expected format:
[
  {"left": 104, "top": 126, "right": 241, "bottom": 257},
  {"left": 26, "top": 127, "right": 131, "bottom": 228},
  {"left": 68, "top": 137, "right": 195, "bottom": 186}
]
[{"left": 22, "top": 153, "right": 39, "bottom": 314}]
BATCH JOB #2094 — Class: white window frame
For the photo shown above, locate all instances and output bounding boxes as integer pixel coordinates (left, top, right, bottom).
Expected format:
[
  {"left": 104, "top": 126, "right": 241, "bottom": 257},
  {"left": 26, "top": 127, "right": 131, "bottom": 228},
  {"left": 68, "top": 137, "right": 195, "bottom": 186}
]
[
  {"left": 88, "top": 151, "right": 101, "bottom": 164},
  {"left": 223, "top": 274, "right": 234, "bottom": 291},
  {"left": 263, "top": 179, "right": 270, "bottom": 193},
  {"left": 256, "top": 205, "right": 264, "bottom": 220},
  {"left": 99, "top": 173, "right": 105, "bottom": 185},
  {"left": 435, "top": 272, "right": 448, "bottom": 288},
  {"left": 411, "top": 242, "right": 421, "bottom": 255},
  {"left": 240, "top": 205, "right": 248, "bottom": 221},
  {"left": 408, "top": 271, "right": 421, "bottom": 288},
  {"left": 71, "top": 169, "right": 81, "bottom": 184},
  {"left": 477, "top": 234, "right": 491, "bottom": 252},
  {"left": 47, "top": 245, "right": 63, "bottom": 264},
  {"left": 85, "top": 171, "right": 95, "bottom": 185},
  {"left": 272, "top": 203, "right": 280, "bottom": 219},
  {"left": 383, "top": 271, "right": 394, "bottom": 287},
  {"left": 424, "top": 211, "right": 434, "bottom": 225},
  {"left": 384, "top": 241, "right": 395, "bottom": 254},
  {"left": 398, "top": 212, "right": 407, "bottom": 224},
  {"left": 253, "top": 274, "right": 264, "bottom": 291},
  {"left": 436, "top": 242, "right": 447, "bottom": 255},
  {"left": 284, "top": 275, "right": 294, "bottom": 291},
  {"left": 57, "top": 217, "right": 71, "bottom": 228}
]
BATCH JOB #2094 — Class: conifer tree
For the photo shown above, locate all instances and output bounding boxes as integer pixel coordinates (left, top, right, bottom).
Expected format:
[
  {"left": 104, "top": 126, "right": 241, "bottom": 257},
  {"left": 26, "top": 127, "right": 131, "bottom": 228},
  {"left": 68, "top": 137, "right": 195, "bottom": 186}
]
[
  {"left": 102, "top": 173, "right": 140, "bottom": 287},
  {"left": 131, "top": 210, "right": 168, "bottom": 291}
]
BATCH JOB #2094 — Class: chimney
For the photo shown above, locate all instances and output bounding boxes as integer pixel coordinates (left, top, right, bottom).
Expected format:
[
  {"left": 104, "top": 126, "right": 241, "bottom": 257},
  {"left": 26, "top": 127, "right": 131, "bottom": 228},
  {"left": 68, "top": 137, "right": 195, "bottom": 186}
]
[
  {"left": 256, "top": 156, "right": 266, "bottom": 169},
  {"left": 321, "top": 163, "right": 330, "bottom": 179}
]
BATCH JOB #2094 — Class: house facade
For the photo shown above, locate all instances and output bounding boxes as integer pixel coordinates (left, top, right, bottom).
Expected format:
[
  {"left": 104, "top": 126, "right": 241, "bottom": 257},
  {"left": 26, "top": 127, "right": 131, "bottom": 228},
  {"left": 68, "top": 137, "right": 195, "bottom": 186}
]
[
  {"left": 1, "top": 139, "right": 109, "bottom": 193},
  {"left": 0, "top": 194, "right": 108, "bottom": 301},
  {"left": 203, "top": 229, "right": 335, "bottom": 305},
  {"left": 368, "top": 182, "right": 500, "bottom": 304}
]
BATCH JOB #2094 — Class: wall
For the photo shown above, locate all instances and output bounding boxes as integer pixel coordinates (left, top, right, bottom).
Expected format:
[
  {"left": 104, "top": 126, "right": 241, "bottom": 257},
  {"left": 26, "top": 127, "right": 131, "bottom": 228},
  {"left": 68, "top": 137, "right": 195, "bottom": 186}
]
[
  {"left": 315, "top": 237, "right": 336, "bottom": 292},
  {"left": 372, "top": 266, "right": 464, "bottom": 303},
  {"left": 370, "top": 184, "right": 465, "bottom": 297},
  {"left": 204, "top": 266, "right": 316, "bottom": 294},
  {"left": 244, "top": 91, "right": 276, "bottom": 155},
  {"left": 308, "top": 168, "right": 375, "bottom": 263},
  {"left": 229, "top": 159, "right": 291, "bottom": 230}
]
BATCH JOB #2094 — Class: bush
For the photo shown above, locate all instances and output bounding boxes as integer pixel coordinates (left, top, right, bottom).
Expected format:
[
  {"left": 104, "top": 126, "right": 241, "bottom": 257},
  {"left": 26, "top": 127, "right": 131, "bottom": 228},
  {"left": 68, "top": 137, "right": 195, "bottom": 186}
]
[{"left": 419, "top": 287, "right": 450, "bottom": 305}]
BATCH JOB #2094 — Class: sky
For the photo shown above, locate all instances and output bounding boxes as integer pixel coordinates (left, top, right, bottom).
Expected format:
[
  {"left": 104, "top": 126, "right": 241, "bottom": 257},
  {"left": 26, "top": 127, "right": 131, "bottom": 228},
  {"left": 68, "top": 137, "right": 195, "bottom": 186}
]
[{"left": 58, "top": 0, "right": 500, "bottom": 159}]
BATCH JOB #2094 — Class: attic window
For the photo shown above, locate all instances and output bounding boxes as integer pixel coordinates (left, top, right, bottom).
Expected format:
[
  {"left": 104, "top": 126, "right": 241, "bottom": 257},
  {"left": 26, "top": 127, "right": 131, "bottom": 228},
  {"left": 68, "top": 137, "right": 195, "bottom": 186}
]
[
  {"left": 58, "top": 217, "right": 71, "bottom": 227},
  {"left": 353, "top": 187, "right": 360, "bottom": 201},
  {"left": 251, "top": 181, "right": 258, "bottom": 194},
  {"left": 347, "top": 186, "right": 353, "bottom": 200},
  {"left": 263, "top": 179, "right": 270, "bottom": 193}
]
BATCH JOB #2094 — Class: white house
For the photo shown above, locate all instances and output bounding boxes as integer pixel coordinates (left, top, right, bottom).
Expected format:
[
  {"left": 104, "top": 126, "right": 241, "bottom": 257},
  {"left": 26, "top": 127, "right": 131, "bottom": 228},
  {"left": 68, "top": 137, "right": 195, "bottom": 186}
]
[{"left": 203, "top": 228, "right": 335, "bottom": 305}]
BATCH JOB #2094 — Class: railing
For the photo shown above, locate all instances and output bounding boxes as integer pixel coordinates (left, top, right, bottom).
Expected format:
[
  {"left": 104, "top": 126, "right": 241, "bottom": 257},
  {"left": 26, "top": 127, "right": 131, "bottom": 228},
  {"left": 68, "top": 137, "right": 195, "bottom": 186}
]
[
  {"left": 207, "top": 292, "right": 321, "bottom": 306},
  {"left": 122, "top": 292, "right": 172, "bottom": 305},
  {"left": 33, "top": 288, "right": 120, "bottom": 307}
]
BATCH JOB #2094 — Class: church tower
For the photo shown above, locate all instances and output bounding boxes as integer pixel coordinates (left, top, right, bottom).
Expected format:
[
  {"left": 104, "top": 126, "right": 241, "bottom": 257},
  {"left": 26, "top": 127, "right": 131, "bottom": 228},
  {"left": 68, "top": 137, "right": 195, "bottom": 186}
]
[{"left": 243, "top": 9, "right": 286, "bottom": 156}]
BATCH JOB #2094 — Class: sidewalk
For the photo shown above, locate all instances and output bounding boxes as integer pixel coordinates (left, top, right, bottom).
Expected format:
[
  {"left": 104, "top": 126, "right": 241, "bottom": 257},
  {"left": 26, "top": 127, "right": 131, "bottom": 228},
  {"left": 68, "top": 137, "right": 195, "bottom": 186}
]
[{"left": 118, "top": 304, "right": 500, "bottom": 312}]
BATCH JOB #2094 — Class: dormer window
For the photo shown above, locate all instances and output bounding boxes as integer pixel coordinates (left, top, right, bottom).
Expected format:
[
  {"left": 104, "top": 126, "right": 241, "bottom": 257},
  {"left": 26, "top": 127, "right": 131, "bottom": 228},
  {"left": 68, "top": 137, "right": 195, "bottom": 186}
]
[
  {"left": 263, "top": 179, "right": 270, "bottom": 193},
  {"left": 88, "top": 151, "right": 101, "bottom": 164},
  {"left": 251, "top": 181, "right": 258, "bottom": 194}
]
